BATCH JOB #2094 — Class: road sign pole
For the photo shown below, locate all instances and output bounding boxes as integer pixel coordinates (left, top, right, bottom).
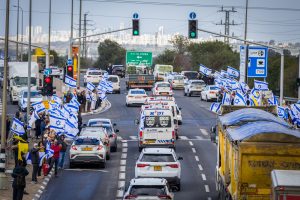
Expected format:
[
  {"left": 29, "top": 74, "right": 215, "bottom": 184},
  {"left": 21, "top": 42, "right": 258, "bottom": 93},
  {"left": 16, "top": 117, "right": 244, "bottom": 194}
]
[
  {"left": 298, "top": 49, "right": 300, "bottom": 100},
  {"left": 245, "top": 44, "right": 249, "bottom": 83},
  {"left": 280, "top": 50, "right": 284, "bottom": 106}
]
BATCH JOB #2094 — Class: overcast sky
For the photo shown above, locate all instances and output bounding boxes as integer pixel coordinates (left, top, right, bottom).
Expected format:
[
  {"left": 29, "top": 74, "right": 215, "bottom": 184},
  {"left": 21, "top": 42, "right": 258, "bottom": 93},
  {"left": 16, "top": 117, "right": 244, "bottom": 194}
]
[{"left": 1, "top": 0, "right": 300, "bottom": 43}]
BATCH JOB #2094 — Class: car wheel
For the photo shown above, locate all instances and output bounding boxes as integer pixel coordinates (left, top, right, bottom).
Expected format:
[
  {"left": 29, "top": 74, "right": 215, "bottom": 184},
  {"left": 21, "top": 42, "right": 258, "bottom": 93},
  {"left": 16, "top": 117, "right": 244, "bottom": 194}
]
[
  {"left": 117, "top": 90, "right": 121, "bottom": 94},
  {"left": 69, "top": 162, "right": 74, "bottom": 169},
  {"left": 177, "top": 183, "right": 181, "bottom": 191},
  {"left": 138, "top": 146, "right": 143, "bottom": 152},
  {"left": 100, "top": 162, "right": 106, "bottom": 169},
  {"left": 106, "top": 153, "right": 110, "bottom": 160},
  {"left": 188, "top": 91, "right": 192, "bottom": 97},
  {"left": 111, "top": 146, "right": 117, "bottom": 152},
  {"left": 178, "top": 121, "right": 182, "bottom": 125},
  {"left": 184, "top": 90, "right": 187, "bottom": 96},
  {"left": 200, "top": 95, "right": 202, "bottom": 101},
  {"left": 126, "top": 103, "right": 129, "bottom": 107},
  {"left": 206, "top": 95, "right": 209, "bottom": 102}
]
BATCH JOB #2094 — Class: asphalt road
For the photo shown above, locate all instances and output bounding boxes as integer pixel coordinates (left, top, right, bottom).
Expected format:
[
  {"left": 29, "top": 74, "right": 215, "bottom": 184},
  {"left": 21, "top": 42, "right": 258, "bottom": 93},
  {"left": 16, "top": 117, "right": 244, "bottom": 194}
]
[{"left": 40, "top": 79, "right": 218, "bottom": 200}]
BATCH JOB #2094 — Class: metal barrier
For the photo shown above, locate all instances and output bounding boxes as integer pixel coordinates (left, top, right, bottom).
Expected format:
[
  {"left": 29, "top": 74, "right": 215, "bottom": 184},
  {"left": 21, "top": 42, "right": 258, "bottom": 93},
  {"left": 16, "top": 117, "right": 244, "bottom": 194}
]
[{"left": 275, "top": 96, "right": 298, "bottom": 104}]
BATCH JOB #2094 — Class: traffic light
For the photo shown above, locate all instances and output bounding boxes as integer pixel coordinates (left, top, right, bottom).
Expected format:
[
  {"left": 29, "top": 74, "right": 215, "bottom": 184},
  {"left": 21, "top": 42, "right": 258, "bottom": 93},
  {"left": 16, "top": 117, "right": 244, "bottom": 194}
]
[
  {"left": 132, "top": 19, "right": 139, "bottom": 36},
  {"left": 66, "top": 65, "right": 73, "bottom": 77},
  {"left": 188, "top": 20, "right": 198, "bottom": 39},
  {"left": 43, "top": 75, "right": 53, "bottom": 96}
]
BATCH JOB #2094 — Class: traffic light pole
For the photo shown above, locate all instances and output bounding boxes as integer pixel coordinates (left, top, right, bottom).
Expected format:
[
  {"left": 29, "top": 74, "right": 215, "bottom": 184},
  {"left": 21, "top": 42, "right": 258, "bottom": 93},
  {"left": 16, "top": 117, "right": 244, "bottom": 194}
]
[{"left": 196, "top": 27, "right": 285, "bottom": 105}]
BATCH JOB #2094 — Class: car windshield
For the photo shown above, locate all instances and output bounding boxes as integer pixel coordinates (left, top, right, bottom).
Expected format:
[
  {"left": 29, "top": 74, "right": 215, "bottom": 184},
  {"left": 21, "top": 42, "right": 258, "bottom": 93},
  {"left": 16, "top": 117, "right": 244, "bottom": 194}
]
[
  {"left": 210, "top": 86, "right": 219, "bottom": 90},
  {"left": 141, "top": 154, "right": 175, "bottom": 162},
  {"left": 108, "top": 77, "right": 118, "bottom": 82},
  {"left": 191, "top": 82, "right": 205, "bottom": 86},
  {"left": 74, "top": 138, "right": 100, "bottom": 145},
  {"left": 129, "top": 185, "right": 166, "bottom": 196},
  {"left": 88, "top": 121, "right": 110, "bottom": 127},
  {"left": 131, "top": 90, "right": 146, "bottom": 95},
  {"left": 144, "top": 116, "right": 171, "bottom": 128},
  {"left": 14, "top": 77, "right": 36, "bottom": 86},
  {"left": 23, "top": 91, "right": 42, "bottom": 98},
  {"left": 184, "top": 72, "right": 198, "bottom": 79},
  {"left": 173, "top": 76, "right": 184, "bottom": 80},
  {"left": 158, "top": 83, "right": 170, "bottom": 88},
  {"left": 88, "top": 71, "right": 102, "bottom": 75}
]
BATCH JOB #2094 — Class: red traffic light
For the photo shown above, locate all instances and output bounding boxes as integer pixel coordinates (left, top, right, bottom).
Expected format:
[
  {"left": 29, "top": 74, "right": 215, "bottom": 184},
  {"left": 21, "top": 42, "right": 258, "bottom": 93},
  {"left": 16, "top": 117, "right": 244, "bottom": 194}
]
[
  {"left": 45, "top": 77, "right": 52, "bottom": 84},
  {"left": 67, "top": 66, "right": 73, "bottom": 71}
]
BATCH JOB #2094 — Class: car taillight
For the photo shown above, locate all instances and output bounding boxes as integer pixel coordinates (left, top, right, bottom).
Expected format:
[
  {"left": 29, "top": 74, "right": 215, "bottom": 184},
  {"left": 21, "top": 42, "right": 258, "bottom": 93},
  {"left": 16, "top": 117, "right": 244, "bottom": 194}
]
[
  {"left": 155, "top": 87, "right": 158, "bottom": 90},
  {"left": 71, "top": 145, "right": 77, "bottom": 150},
  {"left": 172, "top": 81, "right": 175, "bottom": 83},
  {"left": 139, "top": 131, "right": 143, "bottom": 138},
  {"left": 158, "top": 195, "right": 172, "bottom": 199},
  {"left": 97, "top": 145, "right": 103, "bottom": 150},
  {"left": 113, "top": 133, "right": 117, "bottom": 138},
  {"left": 142, "top": 95, "right": 147, "bottom": 98},
  {"left": 87, "top": 76, "right": 91, "bottom": 78},
  {"left": 209, "top": 91, "right": 215, "bottom": 94},
  {"left": 167, "top": 164, "right": 179, "bottom": 168},
  {"left": 172, "top": 131, "right": 175, "bottom": 139},
  {"left": 125, "top": 194, "right": 137, "bottom": 199},
  {"left": 137, "top": 163, "right": 150, "bottom": 168}
]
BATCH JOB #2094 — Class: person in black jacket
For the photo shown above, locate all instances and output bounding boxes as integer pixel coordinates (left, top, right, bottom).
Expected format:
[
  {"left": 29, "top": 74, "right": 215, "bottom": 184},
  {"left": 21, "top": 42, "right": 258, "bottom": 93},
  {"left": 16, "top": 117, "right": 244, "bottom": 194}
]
[
  {"left": 12, "top": 160, "right": 29, "bottom": 200},
  {"left": 30, "top": 143, "right": 42, "bottom": 183}
]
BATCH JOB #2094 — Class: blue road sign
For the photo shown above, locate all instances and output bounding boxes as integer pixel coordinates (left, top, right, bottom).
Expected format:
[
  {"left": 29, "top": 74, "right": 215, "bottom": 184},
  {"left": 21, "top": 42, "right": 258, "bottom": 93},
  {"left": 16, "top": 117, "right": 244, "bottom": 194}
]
[
  {"left": 44, "top": 68, "right": 52, "bottom": 76},
  {"left": 246, "top": 46, "right": 268, "bottom": 78},
  {"left": 67, "top": 59, "right": 73, "bottom": 65},
  {"left": 133, "top": 13, "right": 139, "bottom": 19},
  {"left": 189, "top": 12, "right": 196, "bottom": 19}
]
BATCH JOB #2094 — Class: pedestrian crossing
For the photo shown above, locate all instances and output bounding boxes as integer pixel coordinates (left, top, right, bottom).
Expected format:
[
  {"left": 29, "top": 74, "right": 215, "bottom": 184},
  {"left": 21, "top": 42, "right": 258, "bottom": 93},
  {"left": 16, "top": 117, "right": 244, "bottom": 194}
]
[{"left": 118, "top": 135, "right": 210, "bottom": 141}]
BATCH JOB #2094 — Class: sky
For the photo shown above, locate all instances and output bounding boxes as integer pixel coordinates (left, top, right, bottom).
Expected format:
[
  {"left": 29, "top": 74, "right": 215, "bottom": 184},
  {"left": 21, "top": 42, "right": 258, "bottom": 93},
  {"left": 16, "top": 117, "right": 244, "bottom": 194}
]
[{"left": 1, "top": 0, "right": 300, "bottom": 43}]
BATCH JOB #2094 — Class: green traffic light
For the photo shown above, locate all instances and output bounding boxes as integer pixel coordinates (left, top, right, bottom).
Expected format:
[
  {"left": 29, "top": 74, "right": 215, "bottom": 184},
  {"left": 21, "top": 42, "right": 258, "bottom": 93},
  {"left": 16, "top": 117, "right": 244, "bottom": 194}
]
[
  {"left": 190, "top": 32, "right": 196, "bottom": 38},
  {"left": 133, "top": 30, "right": 139, "bottom": 35}
]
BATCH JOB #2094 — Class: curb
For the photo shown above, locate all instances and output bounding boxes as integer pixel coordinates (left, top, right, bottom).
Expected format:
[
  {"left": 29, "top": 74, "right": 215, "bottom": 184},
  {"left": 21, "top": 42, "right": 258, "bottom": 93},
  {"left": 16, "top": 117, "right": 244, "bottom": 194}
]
[
  {"left": 32, "top": 168, "right": 55, "bottom": 200},
  {"left": 81, "top": 100, "right": 111, "bottom": 116}
]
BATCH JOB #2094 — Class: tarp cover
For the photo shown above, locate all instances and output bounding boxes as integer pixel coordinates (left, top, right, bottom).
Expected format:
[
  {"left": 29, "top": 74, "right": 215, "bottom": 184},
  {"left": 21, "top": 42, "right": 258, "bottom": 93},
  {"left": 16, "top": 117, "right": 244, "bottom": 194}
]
[
  {"left": 219, "top": 108, "right": 289, "bottom": 127},
  {"left": 227, "top": 121, "right": 300, "bottom": 142}
]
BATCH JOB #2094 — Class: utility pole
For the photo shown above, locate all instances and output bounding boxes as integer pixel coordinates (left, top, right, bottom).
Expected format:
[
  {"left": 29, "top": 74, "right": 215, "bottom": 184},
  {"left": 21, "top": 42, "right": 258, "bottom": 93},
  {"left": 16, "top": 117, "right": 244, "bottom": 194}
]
[
  {"left": 280, "top": 50, "right": 284, "bottom": 106},
  {"left": 298, "top": 49, "right": 300, "bottom": 99},
  {"left": 77, "top": 0, "right": 82, "bottom": 88},
  {"left": 13, "top": 5, "right": 24, "bottom": 61},
  {"left": 27, "top": 0, "right": 32, "bottom": 122},
  {"left": 69, "top": 0, "right": 73, "bottom": 59},
  {"left": 46, "top": 0, "right": 52, "bottom": 69},
  {"left": 244, "top": 0, "right": 249, "bottom": 83},
  {"left": 83, "top": 13, "right": 87, "bottom": 59},
  {"left": 216, "top": 6, "right": 239, "bottom": 44},
  {"left": 0, "top": 0, "right": 10, "bottom": 189},
  {"left": 16, "top": 0, "right": 20, "bottom": 60}
]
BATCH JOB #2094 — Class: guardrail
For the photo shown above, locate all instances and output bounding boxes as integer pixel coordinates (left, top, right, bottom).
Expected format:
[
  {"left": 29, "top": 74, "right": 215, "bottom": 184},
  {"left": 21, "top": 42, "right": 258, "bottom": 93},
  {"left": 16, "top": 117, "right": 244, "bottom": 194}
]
[{"left": 275, "top": 96, "right": 298, "bottom": 104}]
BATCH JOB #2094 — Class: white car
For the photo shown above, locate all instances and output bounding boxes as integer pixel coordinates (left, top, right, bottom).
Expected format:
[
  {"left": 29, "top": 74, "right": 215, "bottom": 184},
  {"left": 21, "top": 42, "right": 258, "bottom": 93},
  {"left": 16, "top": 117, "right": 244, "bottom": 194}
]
[
  {"left": 176, "top": 105, "right": 182, "bottom": 125},
  {"left": 18, "top": 90, "right": 43, "bottom": 112},
  {"left": 108, "top": 75, "right": 120, "bottom": 94},
  {"left": 69, "top": 136, "right": 107, "bottom": 168},
  {"left": 80, "top": 127, "right": 111, "bottom": 160},
  {"left": 168, "top": 75, "right": 184, "bottom": 89},
  {"left": 123, "top": 178, "right": 174, "bottom": 200},
  {"left": 152, "top": 82, "right": 173, "bottom": 96},
  {"left": 84, "top": 69, "right": 104, "bottom": 86},
  {"left": 184, "top": 80, "right": 206, "bottom": 97},
  {"left": 200, "top": 85, "right": 219, "bottom": 102},
  {"left": 126, "top": 89, "right": 148, "bottom": 107},
  {"left": 135, "top": 148, "right": 182, "bottom": 191}
]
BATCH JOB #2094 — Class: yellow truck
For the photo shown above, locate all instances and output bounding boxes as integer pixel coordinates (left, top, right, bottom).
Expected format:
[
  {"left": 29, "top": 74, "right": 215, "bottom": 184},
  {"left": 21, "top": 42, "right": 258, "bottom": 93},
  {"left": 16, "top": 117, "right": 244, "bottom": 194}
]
[{"left": 214, "top": 106, "right": 300, "bottom": 200}]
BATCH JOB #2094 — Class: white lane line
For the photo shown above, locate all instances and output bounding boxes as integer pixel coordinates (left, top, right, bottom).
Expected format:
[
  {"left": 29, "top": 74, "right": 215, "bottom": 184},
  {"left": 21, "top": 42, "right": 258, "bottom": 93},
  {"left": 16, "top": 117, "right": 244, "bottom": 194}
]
[
  {"left": 122, "top": 143, "right": 128, "bottom": 147},
  {"left": 118, "top": 136, "right": 123, "bottom": 141},
  {"left": 118, "top": 180, "right": 125, "bottom": 188},
  {"left": 116, "top": 190, "right": 124, "bottom": 198},
  {"left": 200, "top": 128, "right": 209, "bottom": 136},
  {"left": 120, "top": 160, "right": 126, "bottom": 166},
  {"left": 201, "top": 174, "right": 207, "bottom": 181},
  {"left": 192, "top": 148, "right": 196, "bottom": 153},
  {"left": 179, "top": 136, "right": 188, "bottom": 140},
  {"left": 129, "top": 136, "right": 138, "bottom": 140},
  {"left": 205, "top": 185, "right": 210, "bottom": 193},
  {"left": 189, "top": 141, "right": 194, "bottom": 146},
  {"left": 208, "top": 197, "right": 212, "bottom": 200},
  {"left": 122, "top": 148, "right": 128, "bottom": 153},
  {"left": 195, "top": 156, "right": 199, "bottom": 162},
  {"left": 119, "top": 172, "right": 126, "bottom": 180},
  {"left": 195, "top": 136, "right": 204, "bottom": 140},
  {"left": 121, "top": 140, "right": 127, "bottom": 143},
  {"left": 121, "top": 153, "right": 127, "bottom": 159},
  {"left": 198, "top": 164, "right": 203, "bottom": 171},
  {"left": 120, "top": 166, "right": 126, "bottom": 172}
]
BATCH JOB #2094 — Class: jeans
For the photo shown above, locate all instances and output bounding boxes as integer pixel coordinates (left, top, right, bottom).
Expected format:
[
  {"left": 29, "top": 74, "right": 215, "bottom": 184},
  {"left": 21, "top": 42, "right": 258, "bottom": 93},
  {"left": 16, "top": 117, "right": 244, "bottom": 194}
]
[
  {"left": 58, "top": 151, "right": 66, "bottom": 168},
  {"left": 13, "top": 186, "right": 24, "bottom": 200},
  {"left": 32, "top": 164, "right": 38, "bottom": 181},
  {"left": 48, "top": 157, "right": 59, "bottom": 175}
]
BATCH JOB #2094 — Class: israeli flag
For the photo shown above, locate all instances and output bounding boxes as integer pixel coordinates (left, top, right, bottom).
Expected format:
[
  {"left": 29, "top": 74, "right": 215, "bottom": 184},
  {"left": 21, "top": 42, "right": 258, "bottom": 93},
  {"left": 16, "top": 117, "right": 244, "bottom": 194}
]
[
  {"left": 67, "top": 103, "right": 79, "bottom": 113},
  {"left": 268, "top": 93, "right": 278, "bottom": 106},
  {"left": 106, "top": 81, "right": 113, "bottom": 93},
  {"left": 249, "top": 89, "right": 261, "bottom": 106},
  {"left": 222, "top": 92, "right": 231, "bottom": 105},
  {"left": 234, "top": 92, "right": 247, "bottom": 106},
  {"left": 254, "top": 80, "right": 268, "bottom": 91},
  {"left": 65, "top": 75, "right": 77, "bottom": 88},
  {"left": 221, "top": 70, "right": 229, "bottom": 77},
  {"left": 52, "top": 95, "right": 62, "bottom": 105},
  {"left": 11, "top": 118, "right": 26, "bottom": 136},
  {"left": 70, "top": 97, "right": 80, "bottom": 108},
  {"left": 230, "top": 80, "right": 240, "bottom": 92},
  {"left": 86, "top": 82, "right": 95, "bottom": 92},
  {"left": 213, "top": 71, "right": 221, "bottom": 78},
  {"left": 199, "top": 64, "right": 212, "bottom": 76},
  {"left": 68, "top": 114, "right": 78, "bottom": 128},
  {"left": 38, "top": 152, "right": 46, "bottom": 167},
  {"left": 27, "top": 110, "right": 39, "bottom": 130},
  {"left": 139, "top": 111, "right": 146, "bottom": 131},
  {"left": 210, "top": 103, "right": 221, "bottom": 113},
  {"left": 277, "top": 106, "right": 286, "bottom": 118},
  {"left": 45, "top": 141, "right": 54, "bottom": 159},
  {"left": 289, "top": 107, "right": 299, "bottom": 125},
  {"left": 102, "top": 72, "right": 109, "bottom": 80},
  {"left": 227, "top": 66, "right": 240, "bottom": 78},
  {"left": 32, "top": 101, "right": 46, "bottom": 113},
  {"left": 49, "top": 101, "right": 60, "bottom": 110},
  {"left": 100, "top": 92, "right": 107, "bottom": 100},
  {"left": 48, "top": 108, "right": 64, "bottom": 118},
  {"left": 240, "top": 82, "right": 249, "bottom": 94},
  {"left": 62, "top": 104, "right": 71, "bottom": 118},
  {"left": 64, "top": 120, "right": 79, "bottom": 139},
  {"left": 49, "top": 114, "right": 65, "bottom": 133},
  {"left": 86, "top": 92, "right": 92, "bottom": 101}
]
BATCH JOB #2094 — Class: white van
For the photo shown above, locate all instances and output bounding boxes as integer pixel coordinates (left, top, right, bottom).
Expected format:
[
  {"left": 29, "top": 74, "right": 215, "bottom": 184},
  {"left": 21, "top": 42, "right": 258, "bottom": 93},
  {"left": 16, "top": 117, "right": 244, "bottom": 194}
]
[
  {"left": 137, "top": 107, "right": 175, "bottom": 152},
  {"left": 108, "top": 75, "right": 120, "bottom": 94},
  {"left": 84, "top": 68, "right": 104, "bottom": 86},
  {"left": 153, "top": 64, "right": 173, "bottom": 81}
]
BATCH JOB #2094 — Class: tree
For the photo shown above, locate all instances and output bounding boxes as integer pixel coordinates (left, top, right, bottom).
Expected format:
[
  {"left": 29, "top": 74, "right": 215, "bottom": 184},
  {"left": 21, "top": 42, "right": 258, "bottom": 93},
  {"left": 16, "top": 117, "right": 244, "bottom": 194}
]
[
  {"left": 94, "top": 39, "right": 126, "bottom": 70},
  {"left": 153, "top": 49, "right": 176, "bottom": 66},
  {"left": 170, "top": 35, "right": 189, "bottom": 54}
]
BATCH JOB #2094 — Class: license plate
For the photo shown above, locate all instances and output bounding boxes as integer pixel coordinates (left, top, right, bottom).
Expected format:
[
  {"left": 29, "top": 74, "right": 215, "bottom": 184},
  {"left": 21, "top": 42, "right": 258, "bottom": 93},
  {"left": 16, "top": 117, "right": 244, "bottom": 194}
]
[
  {"left": 82, "top": 147, "right": 92, "bottom": 151},
  {"left": 135, "top": 96, "right": 142, "bottom": 99},
  {"left": 144, "top": 139, "right": 156, "bottom": 144},
  {"left": 161, "top": 92, "right": 168, "bottom": 95},
  {"left": 154, "top": 166, "right": 162, "bottom": 171}
]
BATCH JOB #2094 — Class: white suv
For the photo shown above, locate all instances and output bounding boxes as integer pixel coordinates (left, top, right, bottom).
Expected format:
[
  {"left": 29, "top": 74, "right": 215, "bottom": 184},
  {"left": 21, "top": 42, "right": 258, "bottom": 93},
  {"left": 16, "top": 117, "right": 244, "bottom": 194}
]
[
  {"left": 123, "top": 178, "right": 174, "bottom": 200},
  {"left": 135, "top": 148, "right": 182, "bottom": 191},
  {"left": 152, "top": 82, "right": 173, "bottom": 96},
  {"left": 184, "top": 80, "right": 205, "bottom": 97}
]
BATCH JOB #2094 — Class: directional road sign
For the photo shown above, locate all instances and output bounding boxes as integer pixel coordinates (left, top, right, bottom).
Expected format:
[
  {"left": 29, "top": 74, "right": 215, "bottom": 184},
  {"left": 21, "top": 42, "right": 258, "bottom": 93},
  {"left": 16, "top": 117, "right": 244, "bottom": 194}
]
[
  {"left": 44, "top": 68, "right": 52, "bottom": 76},
  {"left": 189, "top": 12, "right": 196, "bottom": 19},
  {"left": 126, "top": 51, "right": 153, "bottom": 66},
  {"left": 67, "top": 58, "right": 73, "bottom": 65}
]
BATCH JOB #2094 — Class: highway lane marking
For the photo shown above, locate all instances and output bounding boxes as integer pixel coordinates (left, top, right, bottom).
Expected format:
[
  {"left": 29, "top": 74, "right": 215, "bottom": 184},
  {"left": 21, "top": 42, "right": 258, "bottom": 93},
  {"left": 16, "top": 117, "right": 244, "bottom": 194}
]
[
  {"left": 208, "top": 197, "right": 212, "bottom": 200},
  {"left": 195, "top": 136, "right": 204, "bottom": 140},
  {"left": 121, "top": 140, "right": 127, "bottom": 143},
  {"left": 122, "top": 143, "right": 128, "bottom": 147},
  {"left": 129, "top": 136, "right": 138, "bottom": 140},
  {"left": 64, "top": 169, "right": 109, "bottom": 172},
  {"left": 120, "top": 166, "right": 126, "bottom": 172},
  {"left": 205, "top": 185, "right": 210, "bottom": 193},
  {"left": 198, "top": 164, "right": 203, "bottom": 171},
  {"left": 189, "top": 141, "right": 194, "bottom": 146},
  {"left": 121, "top": 153, "right": 127, "bottom": 159},
  {"left": 179, "top": 136, "right": 188, "bottom": 140},
  {"left": 195, "top": 156, "right": 199, "bottom": 162},
  {"left": 119, "top": 172, "right": 126, "bottom": 180},
  {"left": 118, "top": 180, "right": 125, "bottom": 188},
  {"left": 122, "top": 148, "right": 128, "bottom": 153},
  {"left": 200, "top": 128, "right": 209, "bottom": 136},
  {"left": 118, "top": 136, "right": 123, "bottom": 141},
  {"left": 201, "top": 174, "right": 207, "bottom": 181},
  {"left": 116, "top": 190, "right": 124, "bottom": 198},
  {"left": 192, "top": 148, "right": 196, "bottom": 153},
  {"left": 120, "top": 160, "right": 126, "bottom": 165}
]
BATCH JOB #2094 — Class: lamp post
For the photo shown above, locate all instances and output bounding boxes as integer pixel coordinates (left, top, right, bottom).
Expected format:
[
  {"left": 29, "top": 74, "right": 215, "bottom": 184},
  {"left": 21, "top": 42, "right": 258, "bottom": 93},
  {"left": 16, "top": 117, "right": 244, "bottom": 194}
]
[
  {"left": 13, "top": 4, "right": 24, "bottom": 61},
  {"left": 27, "top": 0, "right": 32, "bottom": 122},
  {"left": 46, "top": 0, "right": 52, "bottom": 69}
]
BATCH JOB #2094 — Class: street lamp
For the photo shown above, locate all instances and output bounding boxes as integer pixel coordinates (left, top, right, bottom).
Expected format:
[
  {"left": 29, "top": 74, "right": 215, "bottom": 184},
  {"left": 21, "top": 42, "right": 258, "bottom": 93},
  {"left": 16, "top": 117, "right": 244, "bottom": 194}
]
[{"left": 13, "top": 4, "right": 24, "bottom": 61}]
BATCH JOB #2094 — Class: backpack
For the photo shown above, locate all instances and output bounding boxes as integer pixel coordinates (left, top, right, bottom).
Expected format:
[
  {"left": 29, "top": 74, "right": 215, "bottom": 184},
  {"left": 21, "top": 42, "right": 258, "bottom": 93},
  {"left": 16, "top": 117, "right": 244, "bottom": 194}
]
[{"left": 15, "top": 174, "right": 25, "bottom": 187}]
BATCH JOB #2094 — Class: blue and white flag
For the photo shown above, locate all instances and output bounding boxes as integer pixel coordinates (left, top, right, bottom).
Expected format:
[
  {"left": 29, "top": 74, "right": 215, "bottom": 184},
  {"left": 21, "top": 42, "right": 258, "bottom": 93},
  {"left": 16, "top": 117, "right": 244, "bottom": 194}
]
[
  {"left": 86, "top": 92, "right": 92, "bottom": 101},
  {"left": 234, "top": 92, "right": 247, "bottom": 106},
  {"left": 52, "top": 95, "right": 62, "bottom": 105},
  {"left": 199, "top": 64, "right": 212, "bottom": 76},
  {"left": 65, "top": 75, "right": 77, "bottom": 88},
  {"left": 49, "top": 114, "right": 65, "bottom": 133},
  {"left": 48, "top": 107, "right": 64, "bottom": 118},
  {"left": 268, "top": 93, "right": 278, "bottom": 106},
  {"left": 222, "top": 92, "right": 231, "bottom": 105},
  {"left": 221, "top": 70, "right": 229, "bottom": 77},
  {"left": 86, "top": 82, "right": 95, "bottom": 92},
  {"left": 289, "top": 106, "right": 300, "bottom": 125},
  {"left": 139, "top": 111, "right": 146, "bottom": 131},
  {"left": 230, "top": 80, "right": 240, "bottom": 92},
  {"left": 240, "top": 82, "right": 250, "bottom": 94},
  {"left": 45, "top": 141, "right": 54, "bottom": 159},
  {"left": 213, "top": 71, "right": 221, "bottom": 78},
  {"left": 49, "top": 101, "right": 60, "bottom": 110},
  {"left": 227, "top": 66, "right": 239, "bottom": 78},
  {"left": 10, "top": 118, "right": 26, "bottom": 136},
  {"left": 66, "top": 103, "right": 79, "bottom": 113},
  {"left": 70, "top": 97, "right": 80, "bottom": 108},
  {"left": 102, "top": 72, "right": 109, "bottom": 80},
  {"left": 250, "top": 89, "right": 261, "bottom": 106},
  {"left": 277, "top": 106, "right": 286, "bottom": 118},
  {"left": 254, "top": 80, "right": 269, "bottom": 91},
  {"left": 62, "top": 104, "right": 71, "bottom": 118},
  {"left": 32, "top": 101, "right": 46, "bottom": 113},
  {"left": 27, "top": 110, "right": 39, "bottom": 130},
  {"left": 210, "top": 103, "right": 221, "bottom": 113},
  {"left": 99, "top": 92, "right": 107, "bottom": 100},
  {"left": 64, "top": 119, "right": 78, "bottom": 139}
]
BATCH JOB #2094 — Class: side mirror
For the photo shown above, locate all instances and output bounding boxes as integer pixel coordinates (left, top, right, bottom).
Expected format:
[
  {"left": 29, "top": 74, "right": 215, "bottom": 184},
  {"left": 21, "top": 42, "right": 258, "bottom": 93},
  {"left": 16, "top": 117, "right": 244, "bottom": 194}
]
[
  {"left": 179, "top": 107, "right": 182, "bottom": 110},
  {"left": 134, "top": 119, "right": 139, "bottom": 125},
  {"left": 115, "top": 129, "right": 119, "bottom": 133},
  {"left": 178, "top": 156, "right": 183, "bottom": 160}
]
